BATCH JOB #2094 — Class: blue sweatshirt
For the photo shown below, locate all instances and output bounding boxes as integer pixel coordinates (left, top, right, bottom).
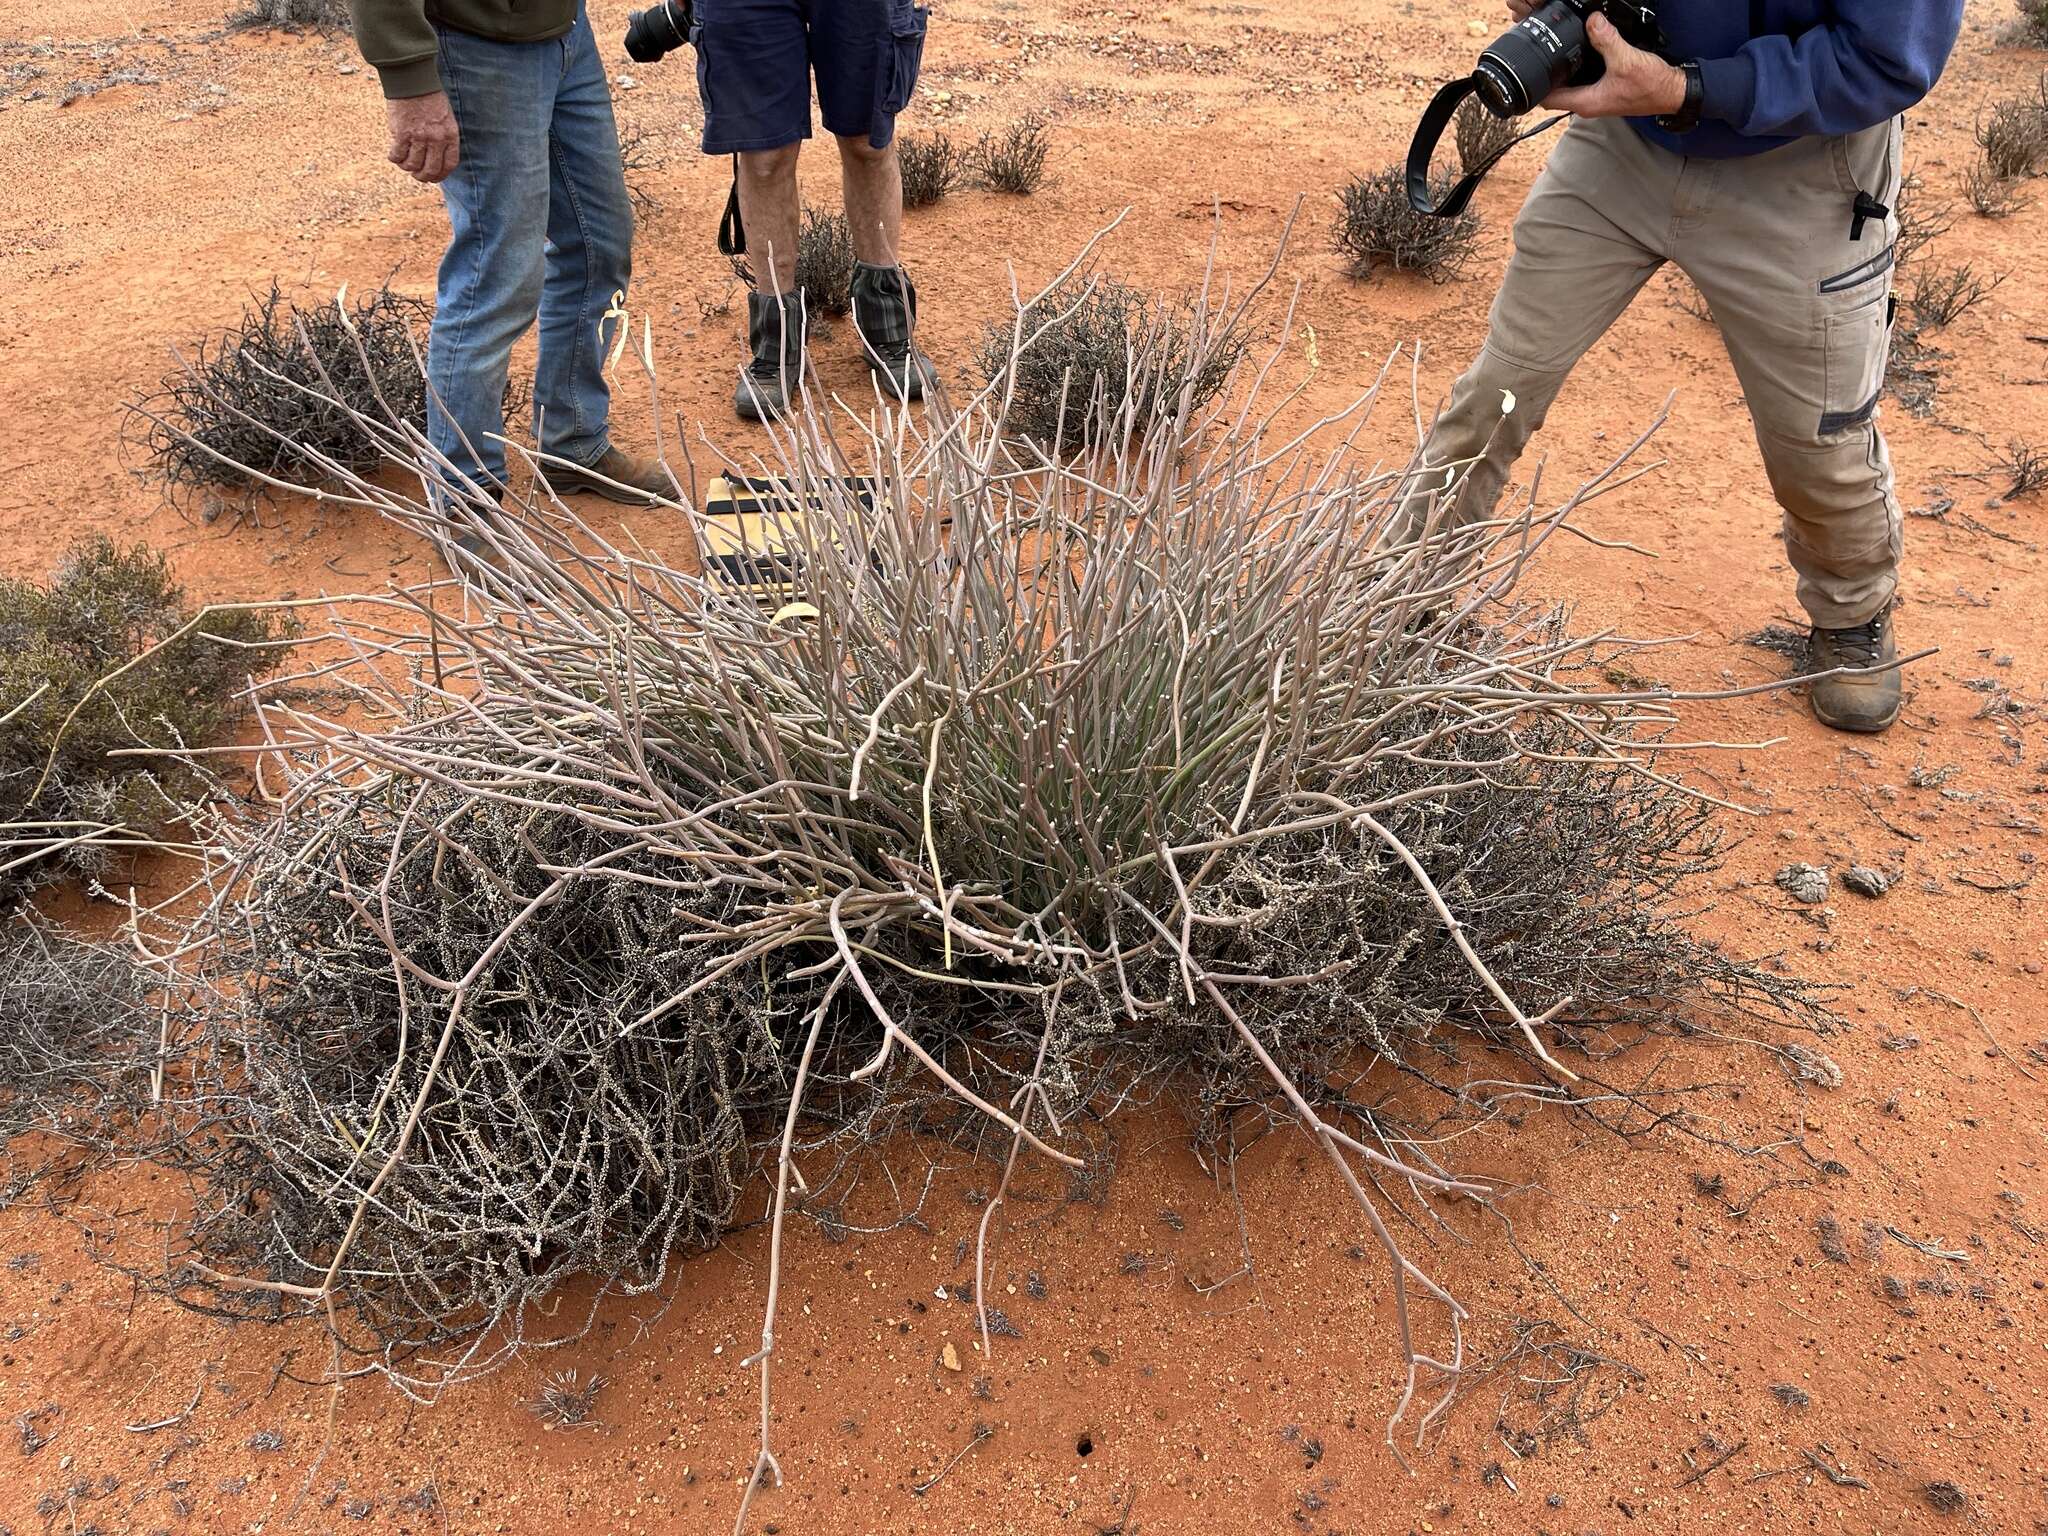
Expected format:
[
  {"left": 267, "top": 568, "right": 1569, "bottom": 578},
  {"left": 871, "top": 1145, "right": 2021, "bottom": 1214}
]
[{"left": 1631, "top": 0, "right": 1965, "bottom": 159}]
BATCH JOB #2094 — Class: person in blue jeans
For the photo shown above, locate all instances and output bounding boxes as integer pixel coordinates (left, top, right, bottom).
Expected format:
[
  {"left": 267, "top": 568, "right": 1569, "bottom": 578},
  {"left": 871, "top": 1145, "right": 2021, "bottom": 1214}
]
[
  {"left": 691, "top": 0, "right": 939, "bottom": 420},
  {"left": 350, "top": 0, "right": 671, "bottom": 509}
]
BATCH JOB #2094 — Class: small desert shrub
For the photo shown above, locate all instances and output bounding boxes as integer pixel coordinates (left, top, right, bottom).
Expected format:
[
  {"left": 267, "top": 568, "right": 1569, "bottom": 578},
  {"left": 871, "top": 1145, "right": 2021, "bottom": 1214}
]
[
  {"left": 0, "top": 536, "right": 291, "bottom": 904},
  {"left": 1334, "top": 165, "right": 1478, "bottom": 282},
  {"left": 973, "top": 273, "right": 1248, "bottom": 453},
  {"left": 2009, "top": 1, "right": 2048, "bottom": 48},
  {"left": 1963, "top": 153, "right": 2030, "bottom": 218},
  {"left": 617, "top": 120, "right": 668, "bottom": 217},
  {"left": 1997, "top": 439, "right": 2048, "bottom": 499},
  {"left": 1890, "top": 171, "right": 1952, "bottom": 268},
  {"left": 732, "top": 207, "right": 857, "bottom": 316},
  {"left": 974, "top": 116, "right": 1050, "bottom": 195},
  {"left": 1977, "top": 92, "right": 2048, "bottom": 179},
  {"left": 83, "top": 253, "right": 1827, "bottom": 1505},
  {"left": 1454, "top": 97, "right": 1520, "bottom": 177},
  {"left": 229, "top": 0, "right": 349, "bottom": 28},
  {"left": 0, "top": 919, "right": 157, "bottom": 1157},
  {"left": 1905, "top": 261, "right": 2003, "bottom": 329},
  {"left": 128, "top": 282, "right": 428, "bottom": 501},
  {"left": 899, "top": 131, "right": 966, "bottom": 209}
]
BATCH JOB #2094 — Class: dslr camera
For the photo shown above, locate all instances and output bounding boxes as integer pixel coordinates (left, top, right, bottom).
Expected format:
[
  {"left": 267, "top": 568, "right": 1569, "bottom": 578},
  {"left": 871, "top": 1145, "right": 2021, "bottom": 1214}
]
[
  {"left": 1472, "top": 0, "right": 1666, "bottom": 118},
  {"left": 624, "top": 0, "right": 691, "bottom": 64}
]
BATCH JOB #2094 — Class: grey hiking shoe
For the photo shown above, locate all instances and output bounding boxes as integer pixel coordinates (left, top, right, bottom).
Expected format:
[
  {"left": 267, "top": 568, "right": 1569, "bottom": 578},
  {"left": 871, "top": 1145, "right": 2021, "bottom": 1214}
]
[
  {"left": 1808, "top": 609, "right": 1902, "bottom": 734},
  {"left": 736, "top": 290, "right": 807, "bottom": 422},
  {"left": 548, "top": 446, "right": 675, "bottom": 505},
  {"left": 851, "top": 261, "right": 937, "bottom": 402}
]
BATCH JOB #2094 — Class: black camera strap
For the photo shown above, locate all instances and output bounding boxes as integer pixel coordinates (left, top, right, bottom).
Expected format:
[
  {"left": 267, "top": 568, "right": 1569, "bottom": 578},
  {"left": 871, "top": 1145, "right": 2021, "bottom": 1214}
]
[
  {"left": 718, "top": 154, "right": 746, "bottom": 256},
  {"left": 1406, "top": 76, "right": 1570, "bottom": 219}
]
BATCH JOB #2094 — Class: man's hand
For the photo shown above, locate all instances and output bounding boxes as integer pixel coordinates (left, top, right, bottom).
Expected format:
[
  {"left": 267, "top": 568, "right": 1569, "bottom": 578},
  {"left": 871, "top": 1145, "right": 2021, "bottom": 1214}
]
[
  {"left": 1543, "top": 13, "right": 1687, "bottom": 119},
  {"left": 387, "top": 91, "right": 460, "bottom": 184}
]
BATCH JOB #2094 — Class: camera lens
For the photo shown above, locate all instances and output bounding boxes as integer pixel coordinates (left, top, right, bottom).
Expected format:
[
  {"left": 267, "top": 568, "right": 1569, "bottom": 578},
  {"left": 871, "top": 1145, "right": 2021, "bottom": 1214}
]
[
  {"left": 1475, "top": 0, "right": 1588, "bottom": 116},
  {"left": 624, "top": 2, "right": 688, "bottom": 64}
]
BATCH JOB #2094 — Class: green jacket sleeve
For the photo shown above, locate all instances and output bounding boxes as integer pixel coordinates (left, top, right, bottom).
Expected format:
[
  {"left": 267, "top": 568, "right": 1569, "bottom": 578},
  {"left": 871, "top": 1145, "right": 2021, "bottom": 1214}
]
[{"left": 350, "top": 0, "right": 444, "bottom": 100}]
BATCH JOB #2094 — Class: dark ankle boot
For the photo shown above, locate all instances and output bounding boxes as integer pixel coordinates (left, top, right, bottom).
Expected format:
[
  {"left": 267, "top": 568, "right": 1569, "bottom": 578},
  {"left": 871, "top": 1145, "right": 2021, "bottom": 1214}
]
[
  {"left": 850, "top": 261, "right": 937, "bottom": 402},
  {"left": 736, "top": 290, "right": 807, "bottom": 422},
  {"left": 1808, "top": 609, "right": 1902, "bottom": 734}
]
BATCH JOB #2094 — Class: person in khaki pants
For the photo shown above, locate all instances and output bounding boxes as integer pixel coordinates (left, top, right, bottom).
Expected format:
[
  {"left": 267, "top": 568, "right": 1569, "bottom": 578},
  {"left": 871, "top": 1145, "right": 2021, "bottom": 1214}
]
[{"left": 1406, "top": 0, "right": 1964, "bottom": 734}]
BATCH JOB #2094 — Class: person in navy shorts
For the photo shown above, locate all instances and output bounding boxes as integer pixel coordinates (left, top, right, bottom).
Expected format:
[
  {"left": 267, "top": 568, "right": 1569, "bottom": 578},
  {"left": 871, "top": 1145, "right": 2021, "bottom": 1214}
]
[{"left": 691, "top": 0, "right": 939, "bottom": 420}]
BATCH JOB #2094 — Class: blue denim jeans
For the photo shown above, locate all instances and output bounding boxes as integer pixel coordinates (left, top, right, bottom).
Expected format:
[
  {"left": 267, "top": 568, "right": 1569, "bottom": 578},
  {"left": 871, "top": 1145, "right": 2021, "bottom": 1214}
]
[{"left": 429, "top": 1, "right": 631, "bottom": 490}]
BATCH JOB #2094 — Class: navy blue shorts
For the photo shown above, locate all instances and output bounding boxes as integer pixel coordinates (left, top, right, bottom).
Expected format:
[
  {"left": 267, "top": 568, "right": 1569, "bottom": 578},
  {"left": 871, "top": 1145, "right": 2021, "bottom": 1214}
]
[{"left": 693, "top": 0, "right": 929, "bottom": 154}]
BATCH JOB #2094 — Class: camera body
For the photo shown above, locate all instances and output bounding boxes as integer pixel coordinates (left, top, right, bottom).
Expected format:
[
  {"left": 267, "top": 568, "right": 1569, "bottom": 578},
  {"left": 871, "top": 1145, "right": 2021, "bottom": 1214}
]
[
  {"left": 624, "top": 0, "right": 691, "bottom": 64},
  {"left": 1473, "top": 0, "right": 1665, "bottom": 117}
]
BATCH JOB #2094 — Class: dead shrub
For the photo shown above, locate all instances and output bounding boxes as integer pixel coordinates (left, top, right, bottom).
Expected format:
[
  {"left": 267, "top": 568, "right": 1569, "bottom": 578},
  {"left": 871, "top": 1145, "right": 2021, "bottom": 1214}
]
[
  {"left": 974, "top": 116, "right": 1051, "bottom": 195},
  {"left": 0, "top": 536, "right": 291, "bottom": 905},
  {"left": 1334, "top": 165, "right": 1478, "bottom": 282},
  {"left": 899, "top": 131, "right": 967, "bottom": 209}
]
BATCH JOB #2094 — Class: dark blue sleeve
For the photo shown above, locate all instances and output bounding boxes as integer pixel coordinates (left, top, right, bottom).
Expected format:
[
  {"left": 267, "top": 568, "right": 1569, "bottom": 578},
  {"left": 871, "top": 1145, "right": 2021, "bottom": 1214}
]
[{"left": 1696, "top": 1, "right": 1965, "bottom": 139}]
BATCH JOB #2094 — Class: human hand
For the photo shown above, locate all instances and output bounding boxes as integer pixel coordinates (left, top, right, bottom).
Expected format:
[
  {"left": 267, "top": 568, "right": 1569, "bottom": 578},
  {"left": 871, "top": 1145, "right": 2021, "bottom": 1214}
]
[
  {"left": 1544, "top": 13, "right": 1686, "bottom": 118},
  {"left": 387, "top": 90, "right": 461, "bottom": 184},
  {"left": 1507, "top": 0, "right": 1536, "bottom": 18}
]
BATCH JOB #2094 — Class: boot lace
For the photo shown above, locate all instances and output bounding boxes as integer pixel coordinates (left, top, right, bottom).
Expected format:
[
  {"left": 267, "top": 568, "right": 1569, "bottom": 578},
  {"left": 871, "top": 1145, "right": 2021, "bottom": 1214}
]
[{"left": 1822, "top": 616, "right": 1886, "bottom": 667}]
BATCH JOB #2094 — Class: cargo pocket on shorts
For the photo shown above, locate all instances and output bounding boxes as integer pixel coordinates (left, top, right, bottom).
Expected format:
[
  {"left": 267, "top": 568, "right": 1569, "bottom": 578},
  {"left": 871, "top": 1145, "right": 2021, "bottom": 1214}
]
[
  {"left": 1819, "top": 291, "right": 1889, "bottom": 438},
  {"left": 872, "top": 0, "right": 929, "bottom": 143}
]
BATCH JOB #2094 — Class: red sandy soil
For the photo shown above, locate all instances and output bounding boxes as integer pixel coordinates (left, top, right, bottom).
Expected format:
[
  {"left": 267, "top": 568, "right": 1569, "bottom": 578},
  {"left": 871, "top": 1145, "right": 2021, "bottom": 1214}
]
[{"left": 3, "top": 1, "right": 2047, "bottom": 1532}]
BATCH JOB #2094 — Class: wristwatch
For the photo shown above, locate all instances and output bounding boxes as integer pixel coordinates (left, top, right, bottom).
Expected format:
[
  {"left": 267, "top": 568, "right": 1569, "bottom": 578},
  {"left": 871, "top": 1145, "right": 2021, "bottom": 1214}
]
[{"left": 1656, "top": 60, "right": 1705, "bottom": 134}]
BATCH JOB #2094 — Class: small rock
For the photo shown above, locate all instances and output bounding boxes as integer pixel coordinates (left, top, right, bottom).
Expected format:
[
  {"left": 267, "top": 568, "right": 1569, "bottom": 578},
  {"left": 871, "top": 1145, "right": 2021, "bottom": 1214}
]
[
  {"left": 1776, "top": 863, "right": 1830, "bottom": 904},
  {"left": 940, "top": 1342, "right": 961, "bottom": 1372},
  {"left": 337, "top": 63, "right": 357, "bottom": 74},
  {"left": 1841, "top": 865, "right": 1890, "bottom": 898}
]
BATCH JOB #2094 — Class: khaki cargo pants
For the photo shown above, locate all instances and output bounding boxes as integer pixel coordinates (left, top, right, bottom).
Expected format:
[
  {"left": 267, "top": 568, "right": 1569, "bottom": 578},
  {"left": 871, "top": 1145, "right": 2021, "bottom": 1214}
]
[{"left": 1407, "top": 114, "right": 1905, "bottom": 628}]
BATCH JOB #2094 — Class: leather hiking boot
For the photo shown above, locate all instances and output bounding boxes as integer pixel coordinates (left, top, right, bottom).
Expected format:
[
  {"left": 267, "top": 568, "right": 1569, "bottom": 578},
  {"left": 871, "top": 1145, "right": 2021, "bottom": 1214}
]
[
  {"left": 1807, "top": 610, "right": 1902, "bottom": 734},
  {"left": 736, "top": 290, "right": 808, "bottom": 422},
  {"left": 547, "top": 446, "right": 675, "bottom": 505},
  {"left": 850, "top": 261, "right": 937, "bottom": 403}
]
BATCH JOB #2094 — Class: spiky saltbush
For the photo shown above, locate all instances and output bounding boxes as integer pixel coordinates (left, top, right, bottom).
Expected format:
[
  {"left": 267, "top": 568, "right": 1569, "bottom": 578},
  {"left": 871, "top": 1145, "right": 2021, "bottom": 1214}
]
[
  {"left": 108, "top": 252, "right": 1825, "bottom": 1512},
  {"left": 230, "top": 0, "right": 348, "bottom": 26},
  {"left": 0, "top": 919, "right": 157, "bottom": 1158},
  {"left": 127, "top": 282, "right": 428, "bottom": 502},
  {"left": 1454, "top": 97, "right": 1520, "bottom": 177},
  {"left": 1335, "top": 164, "right": 1479, "bottom": 281},
  {"left": 0, "top": 535, "right": 289, "bottom": 905},
  {"left": 731, "top": 207, "right": 857, "bottom": 317},
  {"left": 973, "top": 271, "right": 1248, "bottom": 453},
  {"left": 974, "top": 116, "right": 1050, "bottom": 194},
  {"left": 899, "top": 131, "right": 967, "bottom": 209}
]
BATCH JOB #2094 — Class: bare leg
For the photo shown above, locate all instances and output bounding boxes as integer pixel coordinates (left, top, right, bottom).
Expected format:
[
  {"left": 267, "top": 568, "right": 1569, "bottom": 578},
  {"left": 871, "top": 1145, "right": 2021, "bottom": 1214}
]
[
  {"left": 737, "top": 143, "right": 803, "bottom": 294},
  {"left": 836, "top": 134, "right": 902, "bottom": 267}
]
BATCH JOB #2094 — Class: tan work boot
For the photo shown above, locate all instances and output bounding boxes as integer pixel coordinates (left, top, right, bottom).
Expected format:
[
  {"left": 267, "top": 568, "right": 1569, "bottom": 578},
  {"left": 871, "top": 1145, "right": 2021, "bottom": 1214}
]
[
  {"left": 548, "top": 446, "right": 676, "bottom": 505},
  {"left": 1807, "top": 609, "right": 1902, "bottom": 734}
]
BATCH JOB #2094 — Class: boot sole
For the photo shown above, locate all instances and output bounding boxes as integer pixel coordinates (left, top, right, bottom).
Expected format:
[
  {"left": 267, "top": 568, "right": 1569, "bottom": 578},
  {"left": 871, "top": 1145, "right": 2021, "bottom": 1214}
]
[
  {"left": 1810, "top": 696, "right": 1902, "bottom": 734},
  {"left": 551, "top": 477, "right": 667, "bottom": 505}
]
